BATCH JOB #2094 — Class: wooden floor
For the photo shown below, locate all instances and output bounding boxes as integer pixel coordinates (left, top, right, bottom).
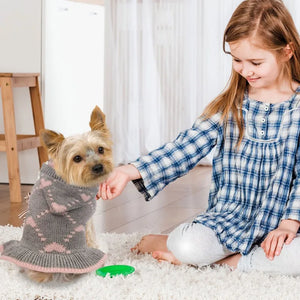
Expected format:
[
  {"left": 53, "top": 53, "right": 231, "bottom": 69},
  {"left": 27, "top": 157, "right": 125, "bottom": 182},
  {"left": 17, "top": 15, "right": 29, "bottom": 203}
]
[{"left": 0, "top": 166, "right": 212, "bottom": 234}]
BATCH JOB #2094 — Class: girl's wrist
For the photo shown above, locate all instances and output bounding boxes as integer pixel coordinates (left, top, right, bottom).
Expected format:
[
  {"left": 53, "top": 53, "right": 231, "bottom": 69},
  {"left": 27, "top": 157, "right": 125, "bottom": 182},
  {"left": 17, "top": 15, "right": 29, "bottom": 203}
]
[
  {"left": 279, "top": 219, "right": 300, "bottom": 233},
  {"left": 119, "top": 164, "right": 141, "bottom": 181}
]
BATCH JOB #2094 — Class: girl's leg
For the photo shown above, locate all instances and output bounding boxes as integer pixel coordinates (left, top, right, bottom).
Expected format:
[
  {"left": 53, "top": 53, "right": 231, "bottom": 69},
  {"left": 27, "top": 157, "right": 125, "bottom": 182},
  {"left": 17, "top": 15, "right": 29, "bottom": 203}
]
[
  {"left": 237, "top": 235, "right": 300, "bottom": 276},
  {"left": 215, "top": 253, "right": 242, "bottom": 268},
  {"left": 132, "top": 223, "right": 234, "bottom": 267}
]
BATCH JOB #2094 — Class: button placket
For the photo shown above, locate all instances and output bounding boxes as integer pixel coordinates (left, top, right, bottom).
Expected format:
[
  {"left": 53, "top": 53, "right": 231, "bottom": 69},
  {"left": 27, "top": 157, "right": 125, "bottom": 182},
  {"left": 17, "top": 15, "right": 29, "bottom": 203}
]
[
  {"left": 259, "top": 104, "right": 270, "bottom": 138},
  {"left": 264, "top": 103, "right": 270, "bottom": 111}
]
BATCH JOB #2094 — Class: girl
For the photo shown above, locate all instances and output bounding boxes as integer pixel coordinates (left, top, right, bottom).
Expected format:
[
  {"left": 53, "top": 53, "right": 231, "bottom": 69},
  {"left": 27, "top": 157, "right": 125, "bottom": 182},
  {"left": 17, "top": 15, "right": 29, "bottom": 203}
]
[{"left": 99, "top": 0, "right": 300, "bottom": 275}]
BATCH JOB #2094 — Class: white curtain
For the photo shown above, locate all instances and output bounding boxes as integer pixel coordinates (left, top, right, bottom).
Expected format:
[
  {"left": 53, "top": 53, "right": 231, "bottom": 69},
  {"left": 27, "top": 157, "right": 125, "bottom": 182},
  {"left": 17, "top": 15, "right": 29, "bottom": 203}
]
[{"left": 104, "top": 0, "right": 300, "bottom": 165}]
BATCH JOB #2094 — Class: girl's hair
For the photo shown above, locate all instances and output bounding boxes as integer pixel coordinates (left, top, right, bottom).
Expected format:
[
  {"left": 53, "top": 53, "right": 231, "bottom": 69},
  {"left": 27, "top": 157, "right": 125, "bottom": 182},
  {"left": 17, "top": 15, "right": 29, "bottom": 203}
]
[{"left": 202, "top": 0, "right": 300, "bottom": 146}]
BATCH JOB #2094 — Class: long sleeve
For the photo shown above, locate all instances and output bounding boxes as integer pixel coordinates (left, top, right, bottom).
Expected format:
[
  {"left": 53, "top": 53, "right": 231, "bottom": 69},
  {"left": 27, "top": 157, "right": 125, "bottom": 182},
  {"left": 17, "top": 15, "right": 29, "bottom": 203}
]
[
  {"left": 282, "top": 141, "right": 300, "bottom": 222},
  {"left": 131, "top": 114, "right": 222, "bottom": 200}
]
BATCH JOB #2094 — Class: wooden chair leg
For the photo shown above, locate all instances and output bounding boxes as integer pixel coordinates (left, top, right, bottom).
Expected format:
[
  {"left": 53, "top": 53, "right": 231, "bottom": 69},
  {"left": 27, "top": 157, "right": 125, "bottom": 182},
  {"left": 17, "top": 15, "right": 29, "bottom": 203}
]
[
  {"left": 0, "top": 77, "right": 22, "bottom": 203},
  {"left": 29, "top": 76, "right": 48, "bottom": 166}
]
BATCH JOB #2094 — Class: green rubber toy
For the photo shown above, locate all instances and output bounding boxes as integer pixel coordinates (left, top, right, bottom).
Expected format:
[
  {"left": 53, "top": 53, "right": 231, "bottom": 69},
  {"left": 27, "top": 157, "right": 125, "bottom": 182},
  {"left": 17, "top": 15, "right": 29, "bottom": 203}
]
[{"left": 96, "top": 265, "right": 135, "bottom": 278}]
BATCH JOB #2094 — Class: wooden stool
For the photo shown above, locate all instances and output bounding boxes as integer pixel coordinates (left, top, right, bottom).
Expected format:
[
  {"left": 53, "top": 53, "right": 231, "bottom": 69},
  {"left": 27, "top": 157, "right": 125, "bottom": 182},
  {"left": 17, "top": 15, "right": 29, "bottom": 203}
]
[{"left": 0, "top": 73, "right": 48, "bottom": 203}]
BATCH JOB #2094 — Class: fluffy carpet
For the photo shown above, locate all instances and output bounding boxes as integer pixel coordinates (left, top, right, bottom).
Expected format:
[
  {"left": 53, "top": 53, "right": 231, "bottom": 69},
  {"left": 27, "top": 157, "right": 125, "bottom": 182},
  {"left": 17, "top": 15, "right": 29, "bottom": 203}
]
[{"left": 0, "top": 225, "right": 300, "bottom": 300}]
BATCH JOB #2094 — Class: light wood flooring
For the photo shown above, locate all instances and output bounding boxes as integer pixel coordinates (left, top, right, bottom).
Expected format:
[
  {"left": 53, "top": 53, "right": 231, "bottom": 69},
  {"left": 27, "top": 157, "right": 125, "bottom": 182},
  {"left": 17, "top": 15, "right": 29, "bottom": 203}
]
[{"left": 0, "top": 166, "right": 212, "bottom": 234}]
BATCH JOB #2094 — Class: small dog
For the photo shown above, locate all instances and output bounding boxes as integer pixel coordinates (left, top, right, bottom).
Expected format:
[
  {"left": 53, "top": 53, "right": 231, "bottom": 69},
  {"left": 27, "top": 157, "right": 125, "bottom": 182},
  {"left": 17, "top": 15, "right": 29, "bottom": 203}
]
[{"left": 0, "top": 106, "right": 113, "bottom": 282}]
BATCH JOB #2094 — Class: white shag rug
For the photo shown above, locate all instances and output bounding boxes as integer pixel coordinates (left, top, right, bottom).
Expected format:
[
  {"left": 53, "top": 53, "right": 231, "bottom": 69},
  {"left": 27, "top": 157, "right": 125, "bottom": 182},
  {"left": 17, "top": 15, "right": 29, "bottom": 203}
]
[{"left": 1, "top": 225, "right": 300, "bottom": 300}]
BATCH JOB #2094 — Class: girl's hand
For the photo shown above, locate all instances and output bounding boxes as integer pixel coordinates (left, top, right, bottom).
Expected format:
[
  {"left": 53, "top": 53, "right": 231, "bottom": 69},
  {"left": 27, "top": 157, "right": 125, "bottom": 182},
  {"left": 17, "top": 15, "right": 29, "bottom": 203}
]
[
  {"left": 96, "top": 164, "right": 141, "bottom": 200},
  {"left": 261, "top": 219, "right": 300, "bottom": 260}
]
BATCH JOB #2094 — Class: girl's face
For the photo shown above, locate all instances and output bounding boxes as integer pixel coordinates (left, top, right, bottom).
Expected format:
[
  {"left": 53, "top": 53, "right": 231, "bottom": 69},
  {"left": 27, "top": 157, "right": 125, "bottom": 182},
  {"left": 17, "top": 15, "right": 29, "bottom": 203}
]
[{"left": 229, "top": 38, "right": 286, "bottom": 90}]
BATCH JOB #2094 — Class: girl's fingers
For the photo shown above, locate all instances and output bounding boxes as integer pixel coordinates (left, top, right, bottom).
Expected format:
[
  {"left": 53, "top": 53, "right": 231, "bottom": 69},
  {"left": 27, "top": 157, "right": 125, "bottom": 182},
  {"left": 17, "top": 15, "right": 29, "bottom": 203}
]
[
  {"left": 262, "top": 230, "right": 297, "bottom": 259},
  {"left": 264, "top": 235, "right": 272, "bottom": 257},
  {"left": 102, "top": 183, "right": 118, "bottom": 200},
  {"left": 96, "top": 186, "right": 101, "bottom": 200},
  {"left": 96, "top": 184, "right": 103, "bottom": 200},
  {"left": 106, "top": 185, "right": 113, "bottom": 199},
  {"left": 98, "top": 171, "right": 129, "bottom": 201},
  {"left": 268, "top": 237, "right": 277, "bottom": 259},
  {"left": 101, "top": 183, "right": 107, "bottom": 200},
  {"left": 274, "top": 235, "right": 285, "bottom": 256},
  {"left": 285, "top": 233, "right": 295, "bottom": 245}
]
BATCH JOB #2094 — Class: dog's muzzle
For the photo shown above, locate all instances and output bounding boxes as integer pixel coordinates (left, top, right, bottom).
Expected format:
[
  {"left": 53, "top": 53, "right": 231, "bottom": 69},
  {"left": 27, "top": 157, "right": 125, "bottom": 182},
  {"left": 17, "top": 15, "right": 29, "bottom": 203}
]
[{"left": 92, "top": 164, "right": 104, "bottom": 174}]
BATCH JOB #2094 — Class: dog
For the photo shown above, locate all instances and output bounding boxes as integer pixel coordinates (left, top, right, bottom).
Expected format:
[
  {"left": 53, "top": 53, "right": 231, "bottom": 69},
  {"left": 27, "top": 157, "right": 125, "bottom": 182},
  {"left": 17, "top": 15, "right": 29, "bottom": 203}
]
[{"left": 0, "top": 106, "right": 113, "bottom": 282}]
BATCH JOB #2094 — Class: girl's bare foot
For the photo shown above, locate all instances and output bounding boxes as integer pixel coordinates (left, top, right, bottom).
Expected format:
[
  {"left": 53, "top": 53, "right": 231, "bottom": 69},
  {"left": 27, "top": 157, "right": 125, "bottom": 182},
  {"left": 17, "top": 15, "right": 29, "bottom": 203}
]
[
  {"left": 215, "top": 253, "right": 241, "bottom": 269},
  {"left": 131, "top": 234, "right": 182, "bottom": 265},
  {"left": 131, "top": 234, "right": 169, "bottom": 254},
  {"left": 152, "top": 250, "right": 181, "bottom": 265}
]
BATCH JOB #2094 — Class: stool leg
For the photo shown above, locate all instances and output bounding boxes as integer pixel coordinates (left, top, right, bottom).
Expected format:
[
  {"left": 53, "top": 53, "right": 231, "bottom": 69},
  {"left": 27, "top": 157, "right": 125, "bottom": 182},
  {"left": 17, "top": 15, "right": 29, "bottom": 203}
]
[
  {"left": 0, "top": 77, "right": 22, "bottom": 203},
  {"left": 29, "top": 76, "right": 48, "bottom": 166}
]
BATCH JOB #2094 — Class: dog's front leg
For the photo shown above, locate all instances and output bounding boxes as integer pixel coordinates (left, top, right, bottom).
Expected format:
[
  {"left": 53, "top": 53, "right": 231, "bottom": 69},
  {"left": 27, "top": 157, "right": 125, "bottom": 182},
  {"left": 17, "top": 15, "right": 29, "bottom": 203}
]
[{"left": 86, "top": 219, "right": 98, "bottom": 249}]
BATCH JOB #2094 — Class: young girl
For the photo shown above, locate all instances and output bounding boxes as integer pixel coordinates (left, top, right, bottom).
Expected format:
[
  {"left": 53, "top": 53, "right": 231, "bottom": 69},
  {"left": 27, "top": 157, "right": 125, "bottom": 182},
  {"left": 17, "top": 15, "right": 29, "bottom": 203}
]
[{"left": 99, "top": 0, "right": 300, "bottom": 275}]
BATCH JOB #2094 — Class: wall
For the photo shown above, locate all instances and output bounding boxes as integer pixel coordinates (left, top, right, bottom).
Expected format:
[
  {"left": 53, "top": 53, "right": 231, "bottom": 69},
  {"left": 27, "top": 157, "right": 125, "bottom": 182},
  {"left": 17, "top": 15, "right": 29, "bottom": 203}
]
[{"left": 0, "top": 0, "right": 42, "bottom": 183}]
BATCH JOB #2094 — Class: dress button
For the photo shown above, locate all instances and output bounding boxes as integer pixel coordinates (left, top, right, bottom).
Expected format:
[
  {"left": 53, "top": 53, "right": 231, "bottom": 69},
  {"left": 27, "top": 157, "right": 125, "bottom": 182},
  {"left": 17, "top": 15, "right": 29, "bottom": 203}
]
[
  {"left": 260, "top": 130, "right": 265, "bottom": 136},
  {"left": 264, "top": 105, "right": 269, "bottom": 111},
  {"left": 261, "top": 117, "right": 266, "bottom": 123}
]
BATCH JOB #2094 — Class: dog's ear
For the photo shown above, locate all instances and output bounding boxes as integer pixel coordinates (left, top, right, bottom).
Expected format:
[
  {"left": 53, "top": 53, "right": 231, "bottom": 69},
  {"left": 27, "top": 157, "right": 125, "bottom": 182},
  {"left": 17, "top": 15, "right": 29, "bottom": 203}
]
[
  {"left": 40, "top": 129, "right": 65, "bottom": 158},
  {"left": 89, "top": 106, "right": 108, "bottom": 132}
]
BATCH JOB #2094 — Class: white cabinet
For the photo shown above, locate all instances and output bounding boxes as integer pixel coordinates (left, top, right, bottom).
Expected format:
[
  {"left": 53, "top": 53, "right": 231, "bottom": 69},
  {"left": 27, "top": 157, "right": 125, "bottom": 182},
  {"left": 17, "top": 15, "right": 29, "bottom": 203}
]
[{"left": 44, "top": 0, "right": 104, "bottom": 137}]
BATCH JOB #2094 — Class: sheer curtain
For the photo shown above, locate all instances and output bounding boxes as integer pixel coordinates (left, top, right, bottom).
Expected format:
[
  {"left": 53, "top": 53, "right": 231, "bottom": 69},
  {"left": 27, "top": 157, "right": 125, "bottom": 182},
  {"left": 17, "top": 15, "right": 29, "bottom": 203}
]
[{"left": 104, "top": 0, "right": 300, "bottom": 165}]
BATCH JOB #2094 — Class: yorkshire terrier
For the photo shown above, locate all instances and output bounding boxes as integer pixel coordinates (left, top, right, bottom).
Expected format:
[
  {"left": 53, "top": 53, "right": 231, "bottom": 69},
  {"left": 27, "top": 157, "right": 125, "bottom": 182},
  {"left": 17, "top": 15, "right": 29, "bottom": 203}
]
[{"left": 0, "top": 106, "right": 113, "bottom": 282}]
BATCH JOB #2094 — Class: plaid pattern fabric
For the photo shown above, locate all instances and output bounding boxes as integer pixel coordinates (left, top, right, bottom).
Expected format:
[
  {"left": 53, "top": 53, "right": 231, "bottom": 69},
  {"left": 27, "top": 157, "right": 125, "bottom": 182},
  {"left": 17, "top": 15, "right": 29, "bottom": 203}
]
[{"left": 132, "top": 88, "right": 300, "bottom": 255}]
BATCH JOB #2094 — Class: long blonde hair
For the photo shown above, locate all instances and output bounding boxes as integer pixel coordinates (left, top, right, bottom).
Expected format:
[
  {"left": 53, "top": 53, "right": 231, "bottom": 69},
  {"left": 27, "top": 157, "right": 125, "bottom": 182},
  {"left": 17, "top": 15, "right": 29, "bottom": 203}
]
[{"left": 202, "top": 0, "right": 300, "bottom": 146}]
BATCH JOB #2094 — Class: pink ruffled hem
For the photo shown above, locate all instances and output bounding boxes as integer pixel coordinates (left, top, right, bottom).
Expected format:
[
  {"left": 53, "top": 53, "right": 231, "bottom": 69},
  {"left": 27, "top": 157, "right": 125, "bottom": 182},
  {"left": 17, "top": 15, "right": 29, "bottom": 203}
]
[{"left": 0, "top": 253, "right": 107, "bottom": 274}]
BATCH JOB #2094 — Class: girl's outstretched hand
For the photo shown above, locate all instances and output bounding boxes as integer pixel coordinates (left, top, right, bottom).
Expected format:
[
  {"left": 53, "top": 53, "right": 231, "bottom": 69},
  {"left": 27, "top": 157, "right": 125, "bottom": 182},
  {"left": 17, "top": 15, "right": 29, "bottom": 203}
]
[
  {"left": 96, "top": 164, "right": 141, "bottom": 200},
  {"left": 261, "top": 219, "right": 300, "bottom": 260}
]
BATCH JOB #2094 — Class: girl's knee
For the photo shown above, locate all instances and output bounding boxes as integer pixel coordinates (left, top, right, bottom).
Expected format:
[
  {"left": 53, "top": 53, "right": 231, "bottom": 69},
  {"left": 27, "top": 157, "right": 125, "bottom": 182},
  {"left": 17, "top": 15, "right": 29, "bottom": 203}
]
[
  {"left": 167, "top": 225, "right": 199, "bottom": 264},
  {"left": 167, "top": 223, "right": 224, "bottom": 266},
  {"left": 167, "top": 223, "right": 188, "bottom": 252}
]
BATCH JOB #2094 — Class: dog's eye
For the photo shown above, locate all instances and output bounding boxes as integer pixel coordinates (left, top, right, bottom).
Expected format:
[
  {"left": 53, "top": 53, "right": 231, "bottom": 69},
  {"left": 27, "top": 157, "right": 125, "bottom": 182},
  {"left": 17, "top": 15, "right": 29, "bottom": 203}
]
[
  {"left": 73, "top": 155, "right": 82, "bottom": 163},
  {"left": 98, "top": 146, "right": 104, "bottom": 154}
]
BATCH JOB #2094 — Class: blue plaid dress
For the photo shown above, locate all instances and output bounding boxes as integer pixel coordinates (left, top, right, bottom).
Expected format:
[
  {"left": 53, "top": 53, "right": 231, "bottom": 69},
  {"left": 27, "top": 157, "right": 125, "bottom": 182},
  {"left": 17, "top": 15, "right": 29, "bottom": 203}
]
[{"left": 131, "top": 87, "right": 300, "bottom": 255}]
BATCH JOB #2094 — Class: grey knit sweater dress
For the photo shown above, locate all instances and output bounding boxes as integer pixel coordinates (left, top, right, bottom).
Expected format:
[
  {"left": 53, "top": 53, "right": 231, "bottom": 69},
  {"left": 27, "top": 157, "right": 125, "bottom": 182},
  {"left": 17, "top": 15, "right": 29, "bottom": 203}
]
[{"left": 0, "top": 163, "right": 106, "bottom": 273}]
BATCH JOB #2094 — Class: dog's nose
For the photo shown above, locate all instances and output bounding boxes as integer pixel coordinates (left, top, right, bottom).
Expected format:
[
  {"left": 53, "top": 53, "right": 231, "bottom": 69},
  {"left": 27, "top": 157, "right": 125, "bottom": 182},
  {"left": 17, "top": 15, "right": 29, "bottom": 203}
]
[{"left": 92, "top": 164, "right": 104, "bottom": 174}]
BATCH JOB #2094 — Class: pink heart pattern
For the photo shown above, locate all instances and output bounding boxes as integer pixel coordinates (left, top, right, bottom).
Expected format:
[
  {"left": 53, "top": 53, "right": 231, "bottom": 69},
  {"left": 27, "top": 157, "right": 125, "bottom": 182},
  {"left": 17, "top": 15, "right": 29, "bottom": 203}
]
[
  {"left": 51, "top": 202, "right": 67, "bottom": 213},
  {"left": 39, "top": 178, "right": 52, "bottom": 188},
  {"left": 81, "top": 193, "right": 91, "bottom": 202},
  {"left": 25, "top": 217, "right": 36, "bottom": 228},
  {"left": 44, "top": 242, "right": 66, "bottom": 253}
]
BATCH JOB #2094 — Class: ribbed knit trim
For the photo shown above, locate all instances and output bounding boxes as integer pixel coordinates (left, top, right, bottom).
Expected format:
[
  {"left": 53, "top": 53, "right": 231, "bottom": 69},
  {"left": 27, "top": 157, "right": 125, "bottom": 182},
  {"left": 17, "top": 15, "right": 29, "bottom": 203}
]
[
  {"left": 1, "top": 240, "right": 106, "bottom": 273},
  {"left": 1, "top": 254, "right": 106, "bottom": 274}
]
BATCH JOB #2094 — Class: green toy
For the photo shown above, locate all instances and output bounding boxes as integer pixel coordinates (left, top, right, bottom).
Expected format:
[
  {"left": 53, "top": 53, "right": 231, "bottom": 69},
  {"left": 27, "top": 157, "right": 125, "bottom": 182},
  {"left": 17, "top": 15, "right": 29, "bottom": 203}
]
[{"left": 96, "top": 265, "right": 135, "bottom": 278}]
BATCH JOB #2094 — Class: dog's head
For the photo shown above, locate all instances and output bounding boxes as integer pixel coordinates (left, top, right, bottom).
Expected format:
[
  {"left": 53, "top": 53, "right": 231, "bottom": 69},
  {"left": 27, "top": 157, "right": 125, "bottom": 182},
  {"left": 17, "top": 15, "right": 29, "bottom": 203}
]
[{"left": 40, "top": 106, "right": 113, "bottom": 187}]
